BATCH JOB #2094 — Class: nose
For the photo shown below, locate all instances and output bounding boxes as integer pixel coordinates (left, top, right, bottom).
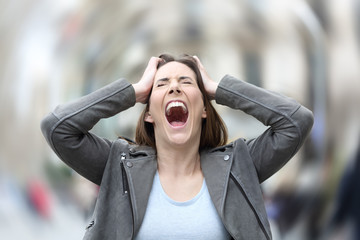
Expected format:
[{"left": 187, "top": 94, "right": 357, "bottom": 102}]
[{"left": 168, "top": 80, "right": 181, "bottom": 95}]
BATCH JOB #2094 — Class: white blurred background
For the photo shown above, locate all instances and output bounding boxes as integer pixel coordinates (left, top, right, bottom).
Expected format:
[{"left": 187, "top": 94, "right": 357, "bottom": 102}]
[{"left": 1, "top": 0, "right": 359, "bottom": 239}]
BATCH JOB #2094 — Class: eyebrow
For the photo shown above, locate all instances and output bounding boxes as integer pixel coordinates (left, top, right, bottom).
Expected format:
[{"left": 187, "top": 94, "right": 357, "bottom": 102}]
[
  {"left": 154, "top": 78, "right": 169, "bottom": 86},
  {"left": 156, "top": 78, "right": 169, "bottom": 83}
]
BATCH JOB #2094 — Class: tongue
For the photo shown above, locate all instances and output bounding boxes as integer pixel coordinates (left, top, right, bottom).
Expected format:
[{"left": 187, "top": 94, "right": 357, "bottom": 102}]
[{"left": 170, "top": 121, "right": 185, "bottom": 127}]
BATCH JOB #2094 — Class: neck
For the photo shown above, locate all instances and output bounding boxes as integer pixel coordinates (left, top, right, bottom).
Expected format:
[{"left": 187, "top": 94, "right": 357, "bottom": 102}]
[{"left": 156, "top": 143, "right": 201, "bottom": 177}]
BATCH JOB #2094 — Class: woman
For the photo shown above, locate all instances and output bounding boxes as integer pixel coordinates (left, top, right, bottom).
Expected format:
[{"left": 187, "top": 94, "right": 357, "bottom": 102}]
[{"left": 41, "top": 54, "right": 314, "bottom": 239}]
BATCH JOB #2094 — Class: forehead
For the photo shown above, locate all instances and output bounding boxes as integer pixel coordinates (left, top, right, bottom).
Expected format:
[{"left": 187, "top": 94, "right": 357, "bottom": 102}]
[{"left": 155, "top": 62, "right": 196, "bottom": 79}]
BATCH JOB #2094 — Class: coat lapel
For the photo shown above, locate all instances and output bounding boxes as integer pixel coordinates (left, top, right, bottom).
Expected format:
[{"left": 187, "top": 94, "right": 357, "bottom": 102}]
[
  {"left": 201, "top": 150, "right": 233, "bottom": 219},
  {"left": 123, "top": 153, "right": 157, "bottom": 237}
]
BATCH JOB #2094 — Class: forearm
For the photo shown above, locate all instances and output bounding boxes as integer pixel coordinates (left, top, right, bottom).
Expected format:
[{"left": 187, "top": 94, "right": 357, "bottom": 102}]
[
  {"left": 48, "top": 79, "right": 135, "bottom": 132},
  {"left": 216, "top": 75, "right": 311, "bottom": 126}
]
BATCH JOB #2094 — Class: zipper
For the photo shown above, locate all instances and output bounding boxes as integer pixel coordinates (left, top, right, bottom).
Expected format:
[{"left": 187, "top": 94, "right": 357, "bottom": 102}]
[
  {"left": 120, "top": 153, "right": 129, "bottom": 194},
  {"left": 85, "top": 220, "right": 94, "bottom": 230},
  {"left": 120, "top": 152, "right": 135, "bottom": 238},
  {"left": 229, "top": 172, "right": 271, "bottom": 240}
]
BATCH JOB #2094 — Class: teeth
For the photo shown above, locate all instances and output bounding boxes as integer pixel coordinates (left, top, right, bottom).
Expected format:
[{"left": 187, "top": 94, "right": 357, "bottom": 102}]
[{"left": 166, "top": 101, "right": 187, "bottom": 114}]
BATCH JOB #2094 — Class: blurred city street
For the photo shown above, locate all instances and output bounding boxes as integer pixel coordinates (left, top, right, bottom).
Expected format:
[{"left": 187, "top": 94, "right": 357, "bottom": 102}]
[
  {"left": 0, "top": 175, "right": 85, "bottom": 240},
  {"left": 1, "top": 0, "right": 359, "bottom": 239}
]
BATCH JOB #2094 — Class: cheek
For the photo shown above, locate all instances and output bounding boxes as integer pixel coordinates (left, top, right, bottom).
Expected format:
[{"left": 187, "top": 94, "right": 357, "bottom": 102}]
[
  {"left": 148, "top": 93, "right": 163, "bottom": 118},
  {"left": 149, "top": 91, "right": 159, "bottom": 103},
  {"left": 190, "top": 96, "right": 206, "bottom": 117},
  {"left": 192, "top": 89, "right": 205, "bottom": 106}
]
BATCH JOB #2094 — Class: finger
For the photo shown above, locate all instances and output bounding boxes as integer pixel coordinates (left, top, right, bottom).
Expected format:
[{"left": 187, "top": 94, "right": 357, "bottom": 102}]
[
  {"left": 145, "top": 57, "right": 161, "bottom": 71},
  {"left": 193, "top": 55, "right": 208, "bottom": 82},
  {"left": 152, "top": 56, "right": 164, "bottom": 66},
  {"left": 193, "top": 55, "right": 204, "bottom": 69}
]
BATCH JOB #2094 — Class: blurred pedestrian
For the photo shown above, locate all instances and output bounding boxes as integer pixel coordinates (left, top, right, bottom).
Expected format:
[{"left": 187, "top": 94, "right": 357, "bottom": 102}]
[{"left": 327, "top": 138, "right": 360, "bottom": 240}]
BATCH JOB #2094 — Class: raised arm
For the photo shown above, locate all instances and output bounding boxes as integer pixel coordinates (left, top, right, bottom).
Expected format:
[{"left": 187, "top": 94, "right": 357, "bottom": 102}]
[
  {"left": 41, "top": 57, "right": 162, "bottom": 185},
  {"left": 40, "top": 79, "right": 136, "bottom": 184},
  {"left": 194, "top": 56, "right": 313, "bottom": 182},
  {"left": 217, "top": 75, "right": 314, "bottom": 182}
]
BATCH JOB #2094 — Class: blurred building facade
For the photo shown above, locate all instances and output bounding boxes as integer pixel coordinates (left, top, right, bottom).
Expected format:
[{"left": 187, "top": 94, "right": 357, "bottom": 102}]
[{"left": 1, "top": 0, "right": 359, "bottom": 239}]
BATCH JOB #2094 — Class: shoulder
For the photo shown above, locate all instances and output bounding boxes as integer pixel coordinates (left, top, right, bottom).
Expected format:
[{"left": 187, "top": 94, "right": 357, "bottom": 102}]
[
  {"left": 202, "top": 138, "right": 250, "bottom": 155},
  {"left": 111, "top": 138, "right": 156, "bottom": 158},
  {"left": 206, "top": 138, "right": 258, "bottom": 175}
]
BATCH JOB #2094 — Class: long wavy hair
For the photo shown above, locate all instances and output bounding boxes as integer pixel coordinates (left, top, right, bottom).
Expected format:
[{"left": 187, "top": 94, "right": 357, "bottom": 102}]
[{"left": 135, "top": 54, "right": 228, "bottom": 150}]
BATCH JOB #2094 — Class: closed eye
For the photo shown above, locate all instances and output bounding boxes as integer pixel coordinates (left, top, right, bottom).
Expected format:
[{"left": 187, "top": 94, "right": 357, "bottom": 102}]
[
  {"left": 182, "top": 81, "right": 192, "bottom": 84},
  {"left": 155, "top": 78, "right": 169, "bottom": 87},
  {"left": 180, "top": 76, "right": 193, "bottom": 84}
]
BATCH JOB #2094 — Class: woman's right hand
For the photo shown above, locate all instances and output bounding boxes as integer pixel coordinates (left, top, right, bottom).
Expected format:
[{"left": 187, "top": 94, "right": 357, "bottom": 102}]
[{"left": 133, "top": 57, "right": 163, "bottom": 103}]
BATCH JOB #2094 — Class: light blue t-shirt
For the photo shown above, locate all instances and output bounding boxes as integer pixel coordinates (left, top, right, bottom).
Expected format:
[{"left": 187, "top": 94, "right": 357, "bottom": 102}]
[{"left": 135, "top": 171, "right": 231, "bottom": 240}]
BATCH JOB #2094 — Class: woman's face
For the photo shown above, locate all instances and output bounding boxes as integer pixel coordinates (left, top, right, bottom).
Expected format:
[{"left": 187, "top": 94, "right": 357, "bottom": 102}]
[{"left": 145, "top": 62, "right": 207, "bottom": 148}]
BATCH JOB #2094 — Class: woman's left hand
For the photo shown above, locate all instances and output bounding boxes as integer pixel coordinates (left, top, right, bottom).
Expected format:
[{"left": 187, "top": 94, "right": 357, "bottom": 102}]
[{"left": 193, "top": 56, "right": 218, "bottom": 100}]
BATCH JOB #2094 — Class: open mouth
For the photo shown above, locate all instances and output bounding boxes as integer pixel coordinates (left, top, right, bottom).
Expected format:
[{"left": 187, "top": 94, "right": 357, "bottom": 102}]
[{"left": 165, "top": 101, "right": 189, "bottom": 127}]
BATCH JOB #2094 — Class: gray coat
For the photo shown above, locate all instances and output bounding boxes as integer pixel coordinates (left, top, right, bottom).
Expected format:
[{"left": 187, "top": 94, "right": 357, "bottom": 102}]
[{"left": 41, "top": 75, "right": 314, "bottom": 239}]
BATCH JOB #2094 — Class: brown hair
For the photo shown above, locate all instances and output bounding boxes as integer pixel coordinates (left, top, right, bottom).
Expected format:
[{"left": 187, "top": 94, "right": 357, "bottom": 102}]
[{"left": 135, "top": 54, "right": 228, "bottom": 150}]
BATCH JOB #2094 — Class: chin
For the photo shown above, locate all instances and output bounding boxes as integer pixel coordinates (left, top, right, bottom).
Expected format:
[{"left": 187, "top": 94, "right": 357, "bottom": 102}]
[
  {"left": 167, "top": 136, "right": 191, "bottom": 146},
  {"left": 165, "top": 132, "right": 200, "bottom": 148}
]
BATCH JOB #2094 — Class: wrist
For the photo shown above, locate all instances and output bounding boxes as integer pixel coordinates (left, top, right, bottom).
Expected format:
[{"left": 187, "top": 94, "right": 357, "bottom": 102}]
[
  {"left": 207, "top": 81, "right": 218, "bottom": 100},
  {"left": 132, "top": 83, "right": 148, "bottom": 103}
]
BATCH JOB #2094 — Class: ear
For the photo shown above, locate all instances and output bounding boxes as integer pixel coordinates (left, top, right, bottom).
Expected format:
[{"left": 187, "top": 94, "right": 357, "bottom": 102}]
[
  {"left": 201, "top": 107, "right": 207, "bottom": 119},
  {"left": 144, "top": 111, "right": 154, "bottom": 123}
]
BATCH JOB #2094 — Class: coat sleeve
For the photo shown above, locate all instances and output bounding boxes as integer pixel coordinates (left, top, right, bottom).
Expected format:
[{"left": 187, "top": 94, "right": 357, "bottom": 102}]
[
  {"left": 215, "top": 75, "right": 314, "bottom": 182},
  {"left": 40, "top": 79, "right": 136, "bottom": 185}
]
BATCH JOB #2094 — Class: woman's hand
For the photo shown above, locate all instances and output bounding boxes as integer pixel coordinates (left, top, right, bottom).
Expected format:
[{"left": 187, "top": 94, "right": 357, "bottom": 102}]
[
  {"left": 133, "top": 57, "right": 163, "bottom": 103},
  {"left": 193, "top": 56, "right": 218, "bottom": 100}
]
